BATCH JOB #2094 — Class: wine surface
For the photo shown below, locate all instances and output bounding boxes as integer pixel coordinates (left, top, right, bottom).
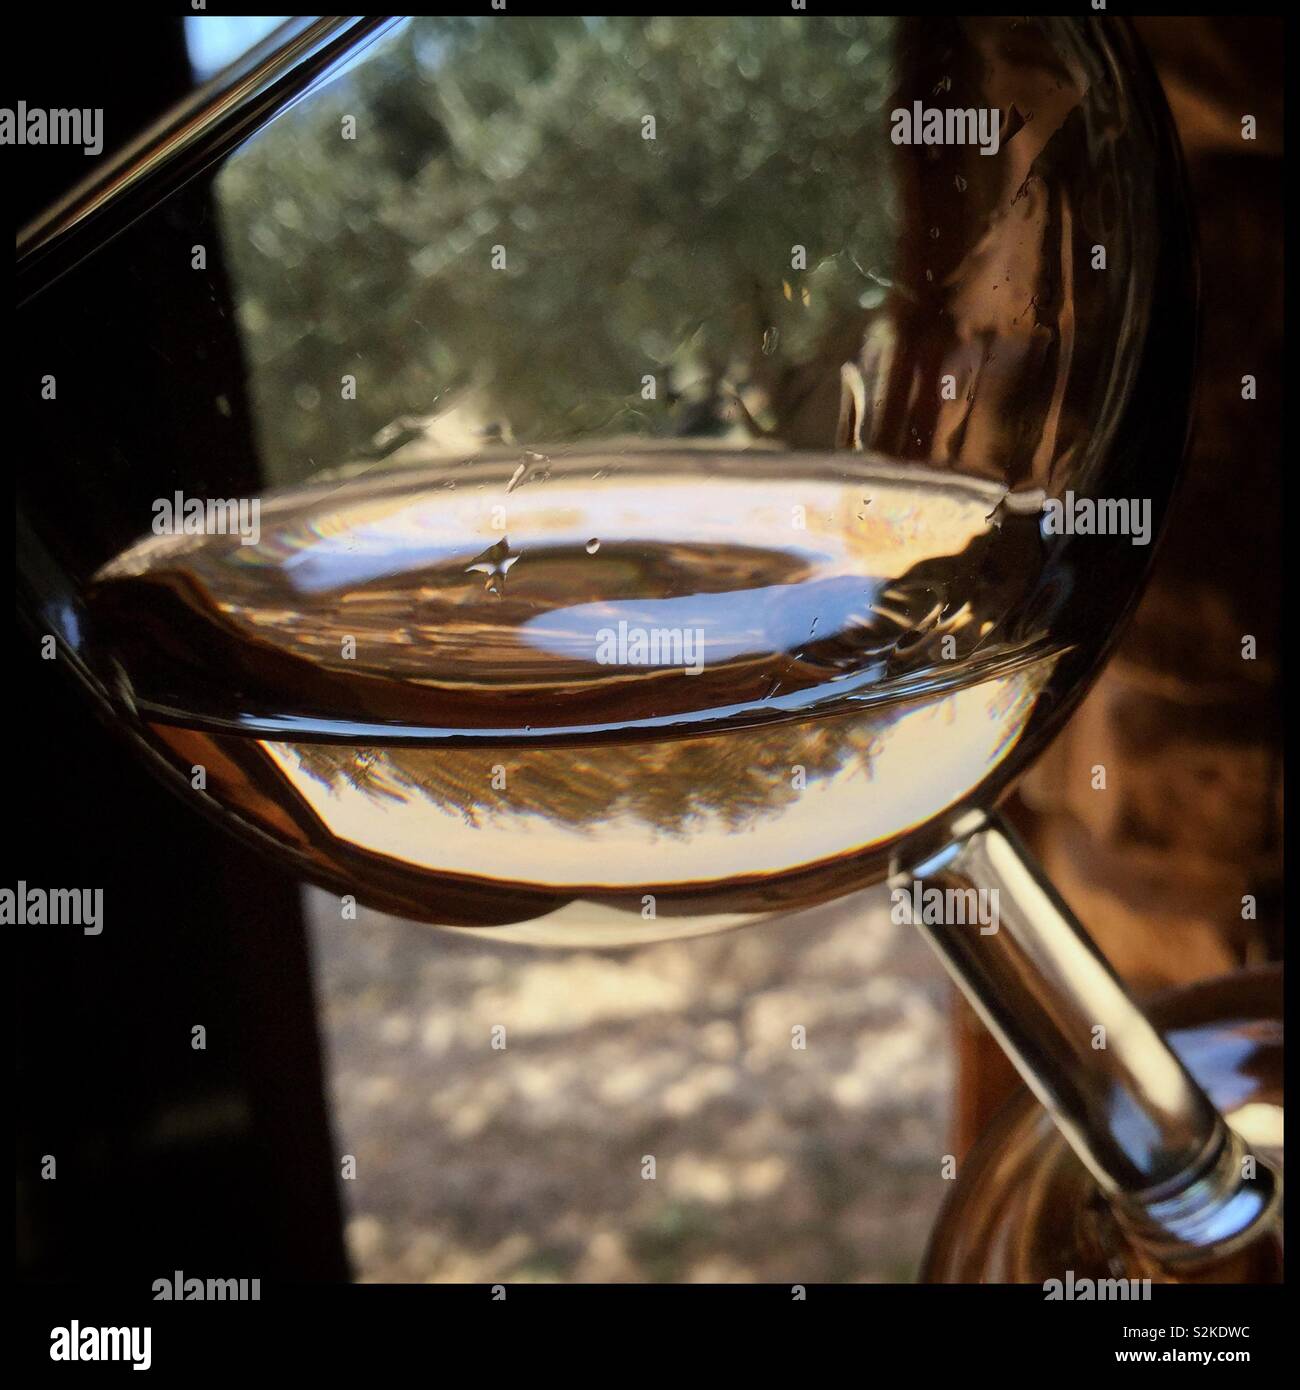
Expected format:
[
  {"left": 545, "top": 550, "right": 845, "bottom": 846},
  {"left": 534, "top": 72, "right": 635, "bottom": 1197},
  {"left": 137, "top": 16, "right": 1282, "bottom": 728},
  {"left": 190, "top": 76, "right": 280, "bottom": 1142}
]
[{"left": 89, "top": 450, "right": 1070, "bottom": 944}]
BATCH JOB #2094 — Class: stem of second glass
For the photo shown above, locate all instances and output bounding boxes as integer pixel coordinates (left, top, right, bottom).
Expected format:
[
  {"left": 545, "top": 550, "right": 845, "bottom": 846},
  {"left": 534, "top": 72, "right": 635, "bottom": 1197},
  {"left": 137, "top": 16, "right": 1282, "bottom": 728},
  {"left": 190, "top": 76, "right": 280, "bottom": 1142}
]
[{"left": 895, "top": 810, "right": 1278, "bottom": 1266}]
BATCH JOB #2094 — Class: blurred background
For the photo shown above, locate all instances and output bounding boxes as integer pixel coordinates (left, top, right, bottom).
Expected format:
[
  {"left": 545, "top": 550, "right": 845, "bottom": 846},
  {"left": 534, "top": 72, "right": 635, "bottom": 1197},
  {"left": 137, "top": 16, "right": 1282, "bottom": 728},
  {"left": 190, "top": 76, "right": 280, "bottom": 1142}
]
[
  {"left": 306, "top": 885, "right": 948, "bottom": 1282},
  {"left": 15, "top": 15, "right": 1281, "bottom": 1286}
]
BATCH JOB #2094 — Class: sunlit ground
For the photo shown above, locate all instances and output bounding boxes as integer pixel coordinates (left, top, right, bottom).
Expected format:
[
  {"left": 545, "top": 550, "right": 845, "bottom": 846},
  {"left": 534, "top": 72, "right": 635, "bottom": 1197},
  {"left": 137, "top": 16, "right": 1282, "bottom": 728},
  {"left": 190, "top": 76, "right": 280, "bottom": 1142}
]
[{"left": 306, "top": 883, "right": 953, "bottom": 1282}]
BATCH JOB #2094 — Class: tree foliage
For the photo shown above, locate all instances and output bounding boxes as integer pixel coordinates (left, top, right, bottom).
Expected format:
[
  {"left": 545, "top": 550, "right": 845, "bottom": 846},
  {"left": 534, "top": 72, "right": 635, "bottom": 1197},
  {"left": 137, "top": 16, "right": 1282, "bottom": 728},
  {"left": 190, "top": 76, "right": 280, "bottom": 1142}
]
[{"left": 217, "top": 16, "right": 896, "bottom": 484}]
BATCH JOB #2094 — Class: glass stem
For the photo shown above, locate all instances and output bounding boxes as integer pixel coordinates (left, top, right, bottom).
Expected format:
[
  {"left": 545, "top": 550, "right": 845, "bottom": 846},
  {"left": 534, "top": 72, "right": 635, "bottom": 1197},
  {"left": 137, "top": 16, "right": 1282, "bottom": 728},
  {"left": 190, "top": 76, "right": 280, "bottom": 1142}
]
[{"left": 896, "top": 810, "right": 1277, "bottom": 1264}]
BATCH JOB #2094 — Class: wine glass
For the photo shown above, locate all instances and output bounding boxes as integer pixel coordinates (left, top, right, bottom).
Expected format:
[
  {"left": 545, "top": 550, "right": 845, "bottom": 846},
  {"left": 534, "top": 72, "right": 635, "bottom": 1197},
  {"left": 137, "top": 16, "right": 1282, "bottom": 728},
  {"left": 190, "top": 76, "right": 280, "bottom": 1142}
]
[
  {"left": 923, "top": 964, "right": 1283, "bottom": 1282},
  {"left": 17, "top": 15, "right": 1279, "bottom": 1276}
]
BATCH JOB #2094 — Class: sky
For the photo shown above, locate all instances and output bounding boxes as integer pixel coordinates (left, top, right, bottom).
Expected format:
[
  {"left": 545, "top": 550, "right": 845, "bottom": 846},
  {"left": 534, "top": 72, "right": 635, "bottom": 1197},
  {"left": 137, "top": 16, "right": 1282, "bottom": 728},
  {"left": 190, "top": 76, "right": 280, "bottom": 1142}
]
[{"left": 185, "top": 14, "right": 290, "bottom": 82}]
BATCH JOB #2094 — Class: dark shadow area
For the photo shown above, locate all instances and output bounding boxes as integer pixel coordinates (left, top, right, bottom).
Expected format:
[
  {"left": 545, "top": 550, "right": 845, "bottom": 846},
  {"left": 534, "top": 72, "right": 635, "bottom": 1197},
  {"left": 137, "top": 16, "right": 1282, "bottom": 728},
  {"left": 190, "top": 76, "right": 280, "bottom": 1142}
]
[{"left": 15, "top": 16, "right": 348, "bottom": 1286}]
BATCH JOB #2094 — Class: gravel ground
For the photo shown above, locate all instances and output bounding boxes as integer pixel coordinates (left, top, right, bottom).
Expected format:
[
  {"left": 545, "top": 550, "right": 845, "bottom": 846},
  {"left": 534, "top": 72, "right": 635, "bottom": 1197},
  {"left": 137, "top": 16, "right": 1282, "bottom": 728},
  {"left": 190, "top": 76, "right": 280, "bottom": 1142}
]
[{"left": 306, "top": 884, "right": 953, "bottom": 1283}]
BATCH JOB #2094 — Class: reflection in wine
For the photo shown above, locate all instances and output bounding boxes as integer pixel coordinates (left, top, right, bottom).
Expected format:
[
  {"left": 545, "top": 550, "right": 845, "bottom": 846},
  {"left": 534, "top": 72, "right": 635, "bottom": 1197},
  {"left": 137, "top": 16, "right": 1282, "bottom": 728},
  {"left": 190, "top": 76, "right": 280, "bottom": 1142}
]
[{"left": 92, "top": 451, "right": 1065, "bottom": 942}]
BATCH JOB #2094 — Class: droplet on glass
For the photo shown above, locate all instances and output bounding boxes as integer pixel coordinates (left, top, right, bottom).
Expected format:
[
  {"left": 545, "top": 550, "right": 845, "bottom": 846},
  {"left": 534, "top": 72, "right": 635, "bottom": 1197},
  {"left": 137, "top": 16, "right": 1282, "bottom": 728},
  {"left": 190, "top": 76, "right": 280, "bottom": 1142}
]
[{"left": 465, "top": 537, "right": 521, "bottom": 597}]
